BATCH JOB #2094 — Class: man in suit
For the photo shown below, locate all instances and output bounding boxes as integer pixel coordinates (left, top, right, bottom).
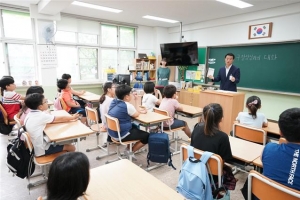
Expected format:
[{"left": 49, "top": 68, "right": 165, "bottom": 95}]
[{"left": 208, "top": 53, "right": 240, "bottom": 92}]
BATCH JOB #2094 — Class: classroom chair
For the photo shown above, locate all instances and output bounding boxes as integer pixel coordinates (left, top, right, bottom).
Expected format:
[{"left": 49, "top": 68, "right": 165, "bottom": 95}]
[
  {"left": 105, "top": 114, "right": 139, "bottom": 162},
  {"left": 59, "top": 97, "right": 68, "bottom": 111},
  {"left": 180, "top": 144, "right": 223, "bottom": 188},
  {"left": 0, "top": 103, "right": 16, "bottom": 127},
  {"left": 233, "top": 123, "right": 267, "bottom": 145},
  {"left": 22, "top": 132, "right": 66, "bottom": 190},
  {"left": 153, "top": 107, "right": 184, "bottom": 154},
  {"left": 13, "top": 113, "right": 22, "bottom": 129},
  {"left": 85, "top": 107, "right": 116, "bottom": 159},
  {"left": 247, "top": 170, "right": 300, "bottom": 200}
]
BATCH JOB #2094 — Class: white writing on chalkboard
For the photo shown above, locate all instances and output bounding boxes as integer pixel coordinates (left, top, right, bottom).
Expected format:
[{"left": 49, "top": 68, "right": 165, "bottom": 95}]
[{"left": 235, "top": 54, "right": 277, "bottom": 61}]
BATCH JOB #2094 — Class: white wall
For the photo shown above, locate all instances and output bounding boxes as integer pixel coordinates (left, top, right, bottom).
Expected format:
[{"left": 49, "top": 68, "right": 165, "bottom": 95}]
[{"left": 165, "top": 3, "right": 300, "bottom": 120}]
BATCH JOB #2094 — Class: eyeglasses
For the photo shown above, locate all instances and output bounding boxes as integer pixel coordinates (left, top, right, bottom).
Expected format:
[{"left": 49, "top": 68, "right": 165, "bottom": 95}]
[{"left": 43, "top": 99, "right": 48, "bottom": 104}]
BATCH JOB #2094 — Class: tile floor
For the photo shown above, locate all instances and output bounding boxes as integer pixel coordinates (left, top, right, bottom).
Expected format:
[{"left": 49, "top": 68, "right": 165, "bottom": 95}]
[{"left": 0, "top": 117, "right": 247, "bottom": 200}]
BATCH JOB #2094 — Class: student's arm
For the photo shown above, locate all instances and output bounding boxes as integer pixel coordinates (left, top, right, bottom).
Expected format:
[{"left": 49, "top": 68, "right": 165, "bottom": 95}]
[
  {"left": 154, "top": 89, "right": 162, "bottom": 105},
  {"left": 52, "top": 113, "right": 79, "bottom": 123},
  {"left": 262, "top": 114, "right": 268, "bottom": 127},
  {"left": 71, "top": 88, "right": 85, "bottom": 96},
  {"left": 174, "top": 99, "right": 183, "bottom": 111},
  {"left": 19, "top": 95, "right": 26, "bottom": 100}
]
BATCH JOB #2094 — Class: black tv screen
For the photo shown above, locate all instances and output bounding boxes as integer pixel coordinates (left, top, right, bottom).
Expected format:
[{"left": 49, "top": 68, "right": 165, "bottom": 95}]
[
  {"left": 112, "top": 74, "right": 130, "bottom": 86},
  {"left": 160, "top": 42, "right": 199, "bottom": 66}
]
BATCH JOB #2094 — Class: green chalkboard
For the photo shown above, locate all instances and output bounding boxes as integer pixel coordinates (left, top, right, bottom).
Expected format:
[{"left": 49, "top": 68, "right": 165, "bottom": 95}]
[{"left": 207, "top": 42, "right": 300, "bottom": 93}]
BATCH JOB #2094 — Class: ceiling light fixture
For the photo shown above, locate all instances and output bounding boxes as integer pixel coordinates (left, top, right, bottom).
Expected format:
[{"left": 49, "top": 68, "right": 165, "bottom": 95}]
[
  {"left": 216, "top": 0, "right": 253, "bottom": 9},
  {"left": 143, "top": 15, "right": 179, "bottom": 23},
  {"left": 72, "top": 1, "right": 123, "bottom": 13}
]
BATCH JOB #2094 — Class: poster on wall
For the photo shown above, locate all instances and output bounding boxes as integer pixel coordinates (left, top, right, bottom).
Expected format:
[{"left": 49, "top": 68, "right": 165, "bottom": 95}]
[{"left": 38, "top": 45, "right": 57, "bottom": 69}]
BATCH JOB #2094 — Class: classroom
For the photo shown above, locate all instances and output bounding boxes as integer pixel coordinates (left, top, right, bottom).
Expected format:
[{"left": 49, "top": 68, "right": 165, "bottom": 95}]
[{"left": 0, "top": 0, "right": 300, "bottom": 199}]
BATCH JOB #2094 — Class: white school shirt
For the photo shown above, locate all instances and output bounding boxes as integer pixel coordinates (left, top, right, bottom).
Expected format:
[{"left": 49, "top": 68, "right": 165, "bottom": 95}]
[
  {"left": 142, "top": 93, "right": 159, "bottom": 111},
  {"left": 236, "top": 112, "right": 267, "bottom": 129},
  {"left": 99, "top": 95, "right": 114, "bottom": 128},
  {"left": 24, "top": 110, "right": 55, "bottom": 156}
]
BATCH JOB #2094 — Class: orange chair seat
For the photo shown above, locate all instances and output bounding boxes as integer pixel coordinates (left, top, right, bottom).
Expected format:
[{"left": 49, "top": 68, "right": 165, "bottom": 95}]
[
  {"left": 90, "top": 124, "right": 107, "bottom": 132},
  {"left": 111, "top": 137, "right": 139, "bottom": 145},
  {"left": 35, "top": 151, "right": 66, "bottom": 164}
]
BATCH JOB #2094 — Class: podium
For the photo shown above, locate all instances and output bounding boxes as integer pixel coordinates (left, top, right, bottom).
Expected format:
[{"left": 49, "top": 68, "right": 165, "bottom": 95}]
[{"left": 199, "top": 90, "right": 245, "bottom": 134}]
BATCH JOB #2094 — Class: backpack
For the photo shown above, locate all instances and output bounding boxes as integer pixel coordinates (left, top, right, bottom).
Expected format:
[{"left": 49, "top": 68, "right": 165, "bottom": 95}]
[
  {"left": 0, "top": 122, "right": 12, "bottom": 135},
  {"left": 147, "top": 132, "right": 176, "bottom": 170},
  {"left": 6, "top": 127, "right": 35, "bottom": 179},
  {"left": 133, "top": 82, "right": 143, "bottom": 89},
  {"left": 177, "top": 146, "right": 213, "bottom": 200}
]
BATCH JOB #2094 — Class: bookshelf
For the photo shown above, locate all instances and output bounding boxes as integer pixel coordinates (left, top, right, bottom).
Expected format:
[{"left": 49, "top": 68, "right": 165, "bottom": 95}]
[{"left": 130, "top": 58, "right": 156, "bottom": 82}]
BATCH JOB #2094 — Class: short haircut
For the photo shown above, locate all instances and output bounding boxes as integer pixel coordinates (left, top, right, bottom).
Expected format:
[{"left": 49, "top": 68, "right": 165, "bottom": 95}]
[
  {"left": 1, "top": 75, "right": 14, "bottom": 80},
  {"left": 203, "top": 103, "right": 223, "bottom": 136},
  {"left": 47, "top": 152, "right": 90, "bottom": 200},
  {"left": 225, "top": 53, "right": 235, "bottom": 59},
  {"left": 24, "top": 93, "right": 44, "bottom": 110},
  {"left": 0, "top": 77, "right": 15, "bottom": 96},
  {"left": 278, "top": 108, "right": 300, "bottom": 143},
  {"left": 115, "top": 84, "right": 132, "bottom": 100},
  {"left": 143, "top": 82, "right": 155, "bottom": 94},
  {"left": 62, "top": 73, "right": 71, "bottom": 80},
  {"left": 163, "top": 85, "right": 176, "bottom": 98},
  {"left": 26, "top": 86, "right": 44, "bottom": 96},
  {"left": 246, "top": 96, "right": 261, "bottom": 119},
  {"left": 57, "top": 79, "right": 68, "bottom": 90}
]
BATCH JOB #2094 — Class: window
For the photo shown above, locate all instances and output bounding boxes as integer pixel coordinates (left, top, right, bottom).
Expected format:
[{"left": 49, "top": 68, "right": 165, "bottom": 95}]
[
  {"left": 120, "top": 27, "right": 135, "bottom": 47},
  {"left": 0, "top": 43, "right": 5, "bottom": 75},
  {"left": 101, "top": 25, "right": 117, "bottom": 46},
  {"left": 119, "top": 50, "right": 135, "bottom": 74},
  {"left": 55, "top": 31, "right": 76, "bottom": 43},
  {"left": 101, "top": 49, "right": 117, "bottom": 79},
  {"left": 78, "top": 48, "right": 98, "bottom": 80},
  {"left": 78, "top": 33, "right": 98, "bottom": 44},
  {"left": 56, "top": 46, "right": 78, "bottom": 80},
  {"left": 6, "top": 44, "right": 36, "bottom": 84},
  {"left": 2, "top": 10, "right": 33, "bottom": 39}
]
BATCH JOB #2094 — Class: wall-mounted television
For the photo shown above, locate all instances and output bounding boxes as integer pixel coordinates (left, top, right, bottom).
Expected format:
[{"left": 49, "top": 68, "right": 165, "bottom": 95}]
[
  {"left": 160, "top": 42, "right": 199, "bottom": 66},
  {"left": 112, "top": 74, "right": 130, "bottom": 86}
]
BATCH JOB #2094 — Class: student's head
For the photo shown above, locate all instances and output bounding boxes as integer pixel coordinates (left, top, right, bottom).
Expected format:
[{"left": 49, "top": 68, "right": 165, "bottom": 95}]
[
  {"left": 224, "top": 53, "right": 235, "bottom": 66},
  {"left": 62, "top": 73, "right": 72, "bottom": 83},
  {"left": 163, "top": 85, "right": 177, "bottom": 98},
  {"left": 0, "top": 77, "right": 15, "bottom": 96},
  {"left": 26, "top": 86, "right": 44, "bottom": 96},
  {"left": 202, "top": 103, "right": 223, "bottom": 136},
  {"left": 144, "top": 82, "right": 155, "bottom": 94},
  {"left": 99, "top": 82, "right": 117, "bottom": 104},
  {"left": 47, "top": 152, "right": 90, "bottom": 200},
  {"left": 24, "top": 93, "right": 48, "bottom": 111},
  {"left": 115, "top": 84, "right": 132, "bottom": 101},
  {"left": 1, "top": 75, "right": 14, "bottom": 80},
  {"left": 57, "top": 79, "right": 70, "bottom": 91},
  {"left": 278, "top": 108, "right": 300, "bottom": 143},
  {"left": 246, "top": 96, "right": 261, "bottom": 119}
]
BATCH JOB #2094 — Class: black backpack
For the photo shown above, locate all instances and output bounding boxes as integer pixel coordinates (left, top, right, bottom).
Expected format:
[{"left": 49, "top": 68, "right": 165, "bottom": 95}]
[
  {"left": 6, "top": 127, "right": 35, "bottom": 179},
  {"left": 0, "top": 111, "right": 12, "bottom": 135}
]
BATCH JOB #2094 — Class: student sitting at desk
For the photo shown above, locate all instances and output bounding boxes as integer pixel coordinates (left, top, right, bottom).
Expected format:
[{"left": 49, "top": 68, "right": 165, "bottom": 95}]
[
  {"left": 142, "top": 81, "right": 162, "bottom": 111},
  {"left": 0, "top": 76, "right": 25, "bottom": 120},
  {"left": 191, "top": 103, "right": 233, "bottom": 185},
  {"left": 236, "top": 96, "right": 268, "bottom": 129},
  {"left": 19, "top": 86, "right": 44, "bottom": 125},
  {"left": 24, "top": 93, "right": 78, "bottom": 157},
  {"left": 241, "top": 107, "right": 300, "bottom": 199},
  {"left": 159, "top": 85, "right": 191, "bottom": 138},
  {"left": 46, "top": 152, "right": 90, "bottom": 200},
  {"left": 107, "top": 84, "right": 149, "bottom": 157},
  {"left": 57, "top": 79, "right": 87, "bottom": 125}
]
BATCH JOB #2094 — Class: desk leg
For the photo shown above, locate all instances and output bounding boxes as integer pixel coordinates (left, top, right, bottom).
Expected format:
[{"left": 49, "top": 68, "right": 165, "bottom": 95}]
[{"left": 76, "top": 138, "right": 80, "bottom": 151}]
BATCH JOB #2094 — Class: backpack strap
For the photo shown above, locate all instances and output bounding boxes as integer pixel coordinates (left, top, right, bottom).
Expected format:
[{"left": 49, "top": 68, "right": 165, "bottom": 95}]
[
  {"left": 200, "top": 151, "right": 213, "bottom": 164},
  {"left": 187, "top": 145, "right": 194, "bottom": 158},
  {"left": 168, "top": 153, "right": 176, "bottom": 170}
]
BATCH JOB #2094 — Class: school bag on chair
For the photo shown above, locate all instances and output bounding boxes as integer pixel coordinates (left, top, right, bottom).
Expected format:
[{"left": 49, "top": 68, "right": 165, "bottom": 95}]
[
  {"left": 147, "top": 132, "right": 176, "bottom": 170},
  {"left": 177, "top": 146, "right": 213, "bottom": 200}
]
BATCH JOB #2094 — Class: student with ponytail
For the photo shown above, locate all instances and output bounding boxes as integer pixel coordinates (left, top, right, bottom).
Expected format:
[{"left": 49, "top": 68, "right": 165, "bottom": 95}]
[
  {"left": 236, "top": 96, "right": 268, "bottom": 129},
  {"left": 191, "top": 103, "right": 232, "bottom": 162}
]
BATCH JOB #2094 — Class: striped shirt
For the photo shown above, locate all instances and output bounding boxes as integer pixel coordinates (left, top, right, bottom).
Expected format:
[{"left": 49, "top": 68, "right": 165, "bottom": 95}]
[{"left": 2, "top": 90, "right": 21, "bottom": 120}]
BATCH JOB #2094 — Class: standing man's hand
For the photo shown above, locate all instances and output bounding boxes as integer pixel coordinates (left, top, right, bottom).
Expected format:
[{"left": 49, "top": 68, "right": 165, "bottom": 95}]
[
  {"left": 230, "top": 75, "right": 235, "bottom": 82},
  {"left": 208, "top": 75, "right": 214, "bottom": 80}
]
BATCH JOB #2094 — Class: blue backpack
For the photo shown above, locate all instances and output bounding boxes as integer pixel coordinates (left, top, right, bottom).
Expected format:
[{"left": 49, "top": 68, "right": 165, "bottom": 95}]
[
  {"left": 147, "top": 132, "right": 176, "bottom": 170},
  {"left": 177, "top": 146, "right": 213, "bottom": 200},
  {"left": 133, "top": 82, "right": 143, "bottom": 89}
]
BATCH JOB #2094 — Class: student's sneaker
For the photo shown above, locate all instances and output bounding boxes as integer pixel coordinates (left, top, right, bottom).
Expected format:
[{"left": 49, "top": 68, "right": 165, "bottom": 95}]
[{"left": 123, "top": 149, "right": 137, "bottom": 161}]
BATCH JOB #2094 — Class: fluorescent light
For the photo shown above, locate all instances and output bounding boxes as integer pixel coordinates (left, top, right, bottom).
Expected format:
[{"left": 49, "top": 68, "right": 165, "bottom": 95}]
[
  {"left": 72, "top": 1, "right": 123, "bottom": 13},
  {"left": 143, "top": 15, "right": 179, "bottom": 23},
  {"left": 216, "top": 0, "right": 253, "bottom": 9}
]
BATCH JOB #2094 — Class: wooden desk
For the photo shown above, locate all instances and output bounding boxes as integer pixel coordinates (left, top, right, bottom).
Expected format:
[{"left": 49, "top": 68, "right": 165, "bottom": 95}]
[
  {"left": 45, "top": 110, "right": 94, "bottom": 150},
  {"left": 135, "top": 111, "right": 170, "bottom": 125},
  {"left": 253, "top": 156, "right": 263, "bottom": 168},
  {"left": 229, "top": 136, "right": 264, "bottom": 163},
  {"left": 78, "top": 91, "right": 100, "bottom": 102},
  {"left": 86, "top": 159, "right": 183, "bottom": 200},
  {"left": 263, "top": 121, "right": 280, "bottom": 136},
  {"left": 176, "top": 104, "right": 203, "bottom": 118}
]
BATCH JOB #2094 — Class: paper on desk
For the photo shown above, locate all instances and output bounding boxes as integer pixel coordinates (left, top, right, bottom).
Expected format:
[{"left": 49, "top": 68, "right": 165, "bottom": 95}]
[{"left": 207, "top": 68, "right": 215, "bottom": 77}]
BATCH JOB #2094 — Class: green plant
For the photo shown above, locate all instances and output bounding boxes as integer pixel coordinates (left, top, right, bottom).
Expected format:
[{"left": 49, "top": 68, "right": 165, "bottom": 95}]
[{"left": 177, "top": 66, "right": 188, "bottom": 81}]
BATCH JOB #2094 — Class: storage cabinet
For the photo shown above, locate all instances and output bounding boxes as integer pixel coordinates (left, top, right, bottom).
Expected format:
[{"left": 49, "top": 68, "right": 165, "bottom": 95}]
[
  {"left": 178, "top": 90, "right": 200, "bottom": 107},
  {"left": 130, "top": 58, "right": 156, "bottom": 82}
]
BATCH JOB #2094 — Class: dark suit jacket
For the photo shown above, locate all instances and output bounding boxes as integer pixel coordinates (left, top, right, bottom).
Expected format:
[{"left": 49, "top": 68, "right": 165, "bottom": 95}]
[{"left": 213, "top": 65, "right": 240, "bottom": 92}]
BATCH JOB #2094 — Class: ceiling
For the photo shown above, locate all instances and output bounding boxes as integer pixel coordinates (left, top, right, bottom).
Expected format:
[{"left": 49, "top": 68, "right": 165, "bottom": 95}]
[{"left": 2, "top": 0, "right": 300, "bottom": 27}]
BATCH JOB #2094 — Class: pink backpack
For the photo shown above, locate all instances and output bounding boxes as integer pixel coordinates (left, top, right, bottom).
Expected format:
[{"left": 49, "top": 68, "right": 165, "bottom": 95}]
[{"left": 53, "top": 93, "right": 62, "bottom": 110}]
